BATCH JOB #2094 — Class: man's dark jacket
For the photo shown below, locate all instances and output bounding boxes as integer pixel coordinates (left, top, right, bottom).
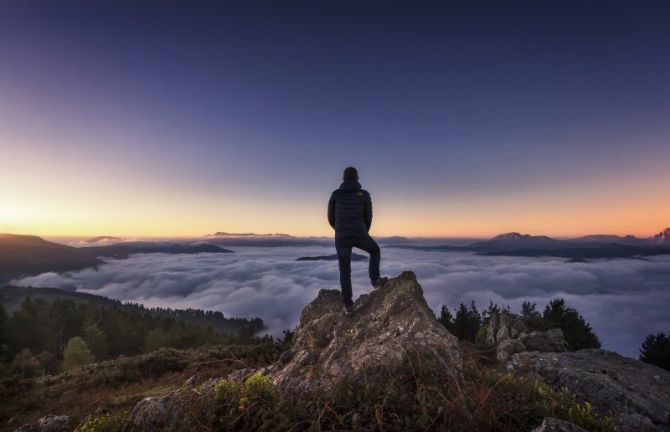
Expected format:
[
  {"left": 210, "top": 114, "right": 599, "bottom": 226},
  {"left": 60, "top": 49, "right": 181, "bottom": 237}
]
[{"left": 328, "top": 181, "right": 372, "bottom": 238}]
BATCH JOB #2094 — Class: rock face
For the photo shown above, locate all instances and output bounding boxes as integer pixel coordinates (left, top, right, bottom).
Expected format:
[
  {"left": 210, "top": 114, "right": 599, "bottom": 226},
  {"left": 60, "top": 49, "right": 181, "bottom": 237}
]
[
  {"left": 14, "top": 415, "right": 69, "bottom": 432},
  {"left": 268, "top": 271, "right": 461, "bottom": 390},
  {"left": 508, "top": 349, "right": 670, "bottom": 431},
  {"left": 485, "top": 312, "right": 567, "bottom": 362}
]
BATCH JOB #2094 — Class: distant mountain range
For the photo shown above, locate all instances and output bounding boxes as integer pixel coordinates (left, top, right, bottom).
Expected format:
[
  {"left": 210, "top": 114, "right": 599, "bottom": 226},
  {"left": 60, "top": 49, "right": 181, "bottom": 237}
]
[
  {"left": 85, "top": 235, "right": 122, "bottom": 244},
  {"left": 388, "top": 228, "right": 670, "bottom": 259},
  {"left": 296, "top": 253, "right": 368, "bottom": 262},
  {"left": 206, "top": 231, "right": 325, "bottom": 247},
  {"left": 0, "top": 233, "right": 233, "bottom": 284}
]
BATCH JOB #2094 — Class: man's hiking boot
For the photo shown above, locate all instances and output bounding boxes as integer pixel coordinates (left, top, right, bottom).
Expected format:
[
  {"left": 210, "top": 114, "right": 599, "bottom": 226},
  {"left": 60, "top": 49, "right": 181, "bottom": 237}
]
[
  {"left": 372, "top": 277, "right": 388, "bottom": 289},
  {"left": 343, "top": 304, "right": 354, "bottom": 315}
]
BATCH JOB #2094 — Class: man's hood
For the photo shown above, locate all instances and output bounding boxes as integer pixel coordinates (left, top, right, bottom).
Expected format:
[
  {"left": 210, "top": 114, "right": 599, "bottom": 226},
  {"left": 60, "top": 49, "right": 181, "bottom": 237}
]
[{"left": 339, "top": 180, "right": 362, "bottom": 192}]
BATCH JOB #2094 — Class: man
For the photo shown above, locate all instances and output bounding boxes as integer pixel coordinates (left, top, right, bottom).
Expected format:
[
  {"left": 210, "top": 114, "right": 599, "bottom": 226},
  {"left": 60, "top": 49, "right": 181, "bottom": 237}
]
[{"left": 328, "top": 166, "right": 387, "bottom": 315}]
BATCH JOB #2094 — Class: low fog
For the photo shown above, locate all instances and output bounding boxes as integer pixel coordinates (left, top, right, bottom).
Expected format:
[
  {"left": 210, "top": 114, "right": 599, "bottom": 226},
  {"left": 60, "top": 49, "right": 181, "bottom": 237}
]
[{"left": 13, "top": 246, "right": 670, "bottom": 358}]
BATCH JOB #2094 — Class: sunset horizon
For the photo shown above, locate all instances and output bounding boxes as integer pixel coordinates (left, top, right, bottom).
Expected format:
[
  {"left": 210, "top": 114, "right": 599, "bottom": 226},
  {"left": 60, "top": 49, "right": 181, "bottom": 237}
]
[{"left": 1, "top": 2, "right": 669, "bottom": 429}]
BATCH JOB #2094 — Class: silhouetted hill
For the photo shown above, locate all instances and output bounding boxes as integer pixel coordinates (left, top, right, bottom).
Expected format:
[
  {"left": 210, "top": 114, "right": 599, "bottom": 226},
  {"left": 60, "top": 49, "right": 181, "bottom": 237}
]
[
  {"left": 470, "top": 232, "right": 562, "bottom": 251},
  {"left": 386, "top": 228, "right": 670, "bottom": 259},
  {"left": 567, "top": 234, "right": 646, "bottom": 246},
  {"left": 0, "top": 234, "right": 101, "bottom": 284},
  {"left": 0, "top": 234, "right": 233, "bottom": 283},
  {"left": 481, "top": 244, "right": 670, "bottom": 259}
]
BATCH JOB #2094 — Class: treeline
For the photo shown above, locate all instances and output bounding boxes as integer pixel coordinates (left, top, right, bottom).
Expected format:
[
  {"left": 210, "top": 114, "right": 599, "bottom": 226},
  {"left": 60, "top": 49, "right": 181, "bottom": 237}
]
[
  {"left": 0, "top": 297, "right": 268, "bottom": 378},
  {"left": 0, "top": 285, "right": 264, "bottom": 337},
  {"left": 438, "top": 298, "right": 601, "bottom": 350},
  {"left": 112, "top": 302, "right": 264, "bottom": 335}
]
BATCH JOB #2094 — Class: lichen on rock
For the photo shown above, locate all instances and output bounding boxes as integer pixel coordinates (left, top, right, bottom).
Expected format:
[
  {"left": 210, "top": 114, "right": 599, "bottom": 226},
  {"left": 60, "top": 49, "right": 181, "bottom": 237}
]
[
  {"left": 267, "top": 271, "right": 462, "bottom": 390},
  {"left": 508, "top": 349, "right": 670, "bottom": 431}
]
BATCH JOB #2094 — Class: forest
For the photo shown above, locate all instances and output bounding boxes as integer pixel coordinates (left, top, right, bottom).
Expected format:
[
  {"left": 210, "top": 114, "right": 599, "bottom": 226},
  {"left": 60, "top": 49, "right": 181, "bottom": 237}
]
[{"left": 0, "top": 293, "right": 266, "bottom": 377}]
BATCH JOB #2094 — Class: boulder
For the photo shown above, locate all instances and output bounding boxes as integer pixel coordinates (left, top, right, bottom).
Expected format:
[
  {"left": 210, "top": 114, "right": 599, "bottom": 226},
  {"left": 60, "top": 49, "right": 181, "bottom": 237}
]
[
  {"left": 267, "top": 271, "right": 461, "bottom": 390},
  {"left": 496, "top": 338, "right": 526, "bottom": 362},
  {"left": 484, "top": 311, "right": 566, "bottom": 361},
  {"left": 127, "top": 379, "right": 217, "bottom": 432},
  {"left": 520, "top": 329, "right": 568, "bottom": 352},
  {"left": 508, "top": 349, "right": 670, "bottom": 431}
]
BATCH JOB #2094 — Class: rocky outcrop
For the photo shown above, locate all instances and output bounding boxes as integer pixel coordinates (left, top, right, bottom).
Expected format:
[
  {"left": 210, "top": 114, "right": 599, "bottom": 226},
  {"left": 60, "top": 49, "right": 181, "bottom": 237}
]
[
  {"left": 14, "top": 415, "right": 69, "bottom": 432},
  {"left": 128, "top": 377, "right": 218, "bottom": 432},
  {"left": 128, "top": 271, "right": 461, "bottom": 430},
  {"left": 508, "top": 349, "right": 670, "bottom": 431},
  {"left": 267, "top": 271, "right": 461, "bottom": 390},
  {"left": 484, "top": 312, "right": 567, "bottom": 362}
]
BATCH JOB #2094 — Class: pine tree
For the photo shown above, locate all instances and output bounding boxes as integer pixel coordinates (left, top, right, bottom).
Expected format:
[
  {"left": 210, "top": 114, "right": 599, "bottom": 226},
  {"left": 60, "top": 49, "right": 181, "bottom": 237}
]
[
  {"left": 451, "top": 302, "right": 482, "bottom": 342},
  {"left": 438, "top": 305, "right": 455, "bottom": 334},
  {"left": 520, "top": 301, "right": 545, "bottom": 330},
  {"left": 639, "top": 333, "right": 670, "bottom": 371},
  {"left": 61, "top": 337, "right": 94, "bottom": 371},
  {"left": 543, "top": 298, "right": 600, "bottom": 350}
]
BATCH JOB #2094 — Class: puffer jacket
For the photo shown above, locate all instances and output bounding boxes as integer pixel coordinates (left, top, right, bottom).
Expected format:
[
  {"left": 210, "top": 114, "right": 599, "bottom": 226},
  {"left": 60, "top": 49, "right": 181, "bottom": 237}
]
[{"left": 327, "top": 180, "right": 372, "bottom": 238}]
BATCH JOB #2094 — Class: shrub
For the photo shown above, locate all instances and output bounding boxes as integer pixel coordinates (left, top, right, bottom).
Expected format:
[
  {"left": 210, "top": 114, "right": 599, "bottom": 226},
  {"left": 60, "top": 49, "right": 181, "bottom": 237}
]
[
  {"left": 61, "top": 337, "right": 94, "bottom": 371},
  {"left": 76, "top": 413, "right": 127, "bottom": 432}
]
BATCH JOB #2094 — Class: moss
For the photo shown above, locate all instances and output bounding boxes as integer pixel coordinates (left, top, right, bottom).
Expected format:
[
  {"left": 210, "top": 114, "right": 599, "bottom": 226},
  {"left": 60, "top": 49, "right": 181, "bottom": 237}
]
[{"left": 75, "top": 413, "right": 127, "bottom": 432}]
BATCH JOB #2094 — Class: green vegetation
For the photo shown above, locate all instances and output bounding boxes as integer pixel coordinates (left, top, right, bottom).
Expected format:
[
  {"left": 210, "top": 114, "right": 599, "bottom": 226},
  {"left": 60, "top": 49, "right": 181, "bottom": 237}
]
[
  {"left": 440, "top": 297, "right": 601, "bottom": 350},
  {"left": 0, "top": 295, "right": 267, "bottom": 377},
  {"left": 0, "top": 343, "right": 284, "bottom": 429},
  {"left": 639, "top": 332, "right": 670, "bottom": 371},
  {"left": 61, "top": 337, "right": 94, "bottom": 371},
  {"left": 206, "top": 348, "right": 615, "bottom": 431}
]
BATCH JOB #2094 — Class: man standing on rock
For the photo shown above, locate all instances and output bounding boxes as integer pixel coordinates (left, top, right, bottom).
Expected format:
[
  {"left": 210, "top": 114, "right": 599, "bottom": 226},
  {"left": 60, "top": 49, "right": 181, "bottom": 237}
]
[{"left": 328, "top": 166, "right": 387, "bottom": 315}]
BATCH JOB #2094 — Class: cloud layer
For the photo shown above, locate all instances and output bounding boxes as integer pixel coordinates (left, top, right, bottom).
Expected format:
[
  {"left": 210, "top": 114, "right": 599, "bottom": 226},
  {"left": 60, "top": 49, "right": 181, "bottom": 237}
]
[{"left": 13, "top": 246, "right": 670, "bottom": 357}]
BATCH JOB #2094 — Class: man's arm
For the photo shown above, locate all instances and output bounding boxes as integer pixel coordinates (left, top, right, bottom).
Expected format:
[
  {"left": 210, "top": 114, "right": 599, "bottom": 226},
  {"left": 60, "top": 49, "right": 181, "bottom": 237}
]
[
  {"left": 327, "top": 193, "right": 336, "bottom": 229},
  {"left": 364, "top": 192, "right": 372, "bottom": 231}
]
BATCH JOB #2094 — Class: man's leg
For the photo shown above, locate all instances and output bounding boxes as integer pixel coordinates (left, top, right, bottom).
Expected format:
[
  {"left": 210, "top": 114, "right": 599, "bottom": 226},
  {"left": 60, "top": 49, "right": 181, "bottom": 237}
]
[
  {"left": 336, "top": 237, "right": 354, "bottom": 307},
  {"left": 355, "top": 235, "right": 381, "bottom": 283}
]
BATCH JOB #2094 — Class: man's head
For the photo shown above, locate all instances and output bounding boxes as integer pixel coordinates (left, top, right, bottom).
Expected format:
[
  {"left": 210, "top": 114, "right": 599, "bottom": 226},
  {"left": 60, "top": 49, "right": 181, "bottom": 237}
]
[{"left": 343, "top": 166, "right": 359, "bottom": 182}]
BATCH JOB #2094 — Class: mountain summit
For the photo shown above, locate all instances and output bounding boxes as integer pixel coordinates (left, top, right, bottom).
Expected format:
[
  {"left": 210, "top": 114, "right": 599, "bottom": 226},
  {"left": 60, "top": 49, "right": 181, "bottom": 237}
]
[{"left": 650, "top": 228, "right": 670, "bottom": 245}]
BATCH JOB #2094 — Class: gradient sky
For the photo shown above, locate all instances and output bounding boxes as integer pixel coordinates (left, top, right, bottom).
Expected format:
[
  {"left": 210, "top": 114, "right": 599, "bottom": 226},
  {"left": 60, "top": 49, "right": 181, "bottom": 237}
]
[{"left": 1, "top": 1, "right": 669, "bottom": 237}]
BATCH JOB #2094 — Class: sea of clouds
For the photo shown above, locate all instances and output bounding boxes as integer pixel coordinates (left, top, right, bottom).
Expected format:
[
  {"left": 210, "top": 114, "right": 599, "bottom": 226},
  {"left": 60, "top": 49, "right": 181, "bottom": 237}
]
[{"left": 13, "top": 245, "right": 670, "bottom": 358}]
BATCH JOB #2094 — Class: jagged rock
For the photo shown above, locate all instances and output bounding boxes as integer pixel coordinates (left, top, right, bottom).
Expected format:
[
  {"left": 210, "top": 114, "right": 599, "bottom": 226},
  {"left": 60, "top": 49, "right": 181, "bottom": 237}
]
[
  {"left": 267, "top": 271, "right": 461, "bottom": 391},
  {"left": 496, "top": 338, "right": 526, "bottom": 362},
  {"left": 520, "top": 329, "right": 567, "bottom": 352},
  {"left": 508, "top": 349, "right": 670, "bottom": 431},
  {"left": 127, "top": 378, "right": 217, "bottom": 432},
  {"left": 14, "top": 415, "right": 69, "bottom": 432},
  {"left": 485, "top": 312, "right": 566, "bottom": 361},
  {"left": 531, "top": 417, "right": 588, "bottom": 432}
]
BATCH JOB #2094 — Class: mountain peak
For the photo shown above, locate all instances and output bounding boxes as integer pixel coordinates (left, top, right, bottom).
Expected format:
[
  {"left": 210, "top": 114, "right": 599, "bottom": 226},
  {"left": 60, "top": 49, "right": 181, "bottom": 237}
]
[{"left": 650, "top": 227, "right": 670, "bottom": 244}]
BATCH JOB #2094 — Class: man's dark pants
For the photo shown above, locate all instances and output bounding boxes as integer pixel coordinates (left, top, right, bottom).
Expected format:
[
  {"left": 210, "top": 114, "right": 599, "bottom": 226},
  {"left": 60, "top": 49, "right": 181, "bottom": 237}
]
[{"left": 336, "top": 234, "right": 381, "bottom": 307}]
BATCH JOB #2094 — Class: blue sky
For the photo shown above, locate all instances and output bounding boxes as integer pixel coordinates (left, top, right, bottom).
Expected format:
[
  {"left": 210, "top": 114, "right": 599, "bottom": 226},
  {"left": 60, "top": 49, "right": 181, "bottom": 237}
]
[{"left": 1, "top": 1, "right": 669, "bottom": 236}]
